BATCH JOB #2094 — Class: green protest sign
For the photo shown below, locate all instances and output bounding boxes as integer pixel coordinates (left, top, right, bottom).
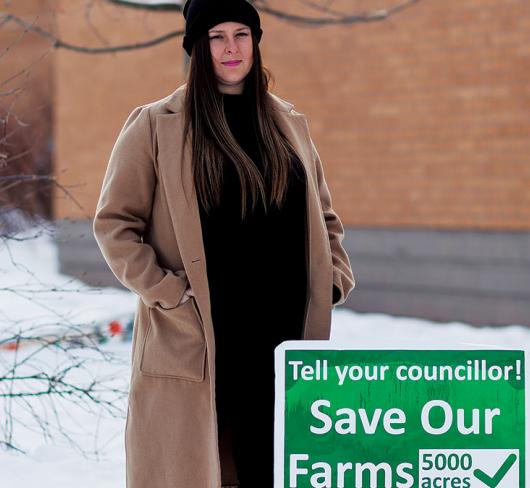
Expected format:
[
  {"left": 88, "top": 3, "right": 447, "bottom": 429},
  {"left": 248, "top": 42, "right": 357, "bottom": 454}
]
[{"left": 274, "top": 341, "right": 526, "bottom": 488}]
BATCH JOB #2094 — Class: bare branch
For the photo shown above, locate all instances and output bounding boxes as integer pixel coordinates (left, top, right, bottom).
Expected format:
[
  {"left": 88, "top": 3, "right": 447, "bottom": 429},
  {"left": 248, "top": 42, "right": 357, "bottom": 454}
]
[
  {"left": 0, "top": 12, "right": 185, "bottom": 54},
  {"left": 0, "top": 0, "right": 422, "bottom": 55},
  {"left": 255, "top": 0, "right": 422, "bottom": 25}
]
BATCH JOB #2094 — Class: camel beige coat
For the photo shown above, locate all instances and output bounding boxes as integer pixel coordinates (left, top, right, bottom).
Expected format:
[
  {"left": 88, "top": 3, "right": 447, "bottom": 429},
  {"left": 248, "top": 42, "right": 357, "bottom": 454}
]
[{"left": 93, "top": 83, "right": 355, "bottom": 488}]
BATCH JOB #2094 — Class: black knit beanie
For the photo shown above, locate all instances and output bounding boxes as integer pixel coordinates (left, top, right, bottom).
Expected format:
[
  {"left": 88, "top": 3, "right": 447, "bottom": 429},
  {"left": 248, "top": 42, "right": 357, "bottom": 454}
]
[{"left": 182, "top": 0, "right": 263, "bottom": 57}]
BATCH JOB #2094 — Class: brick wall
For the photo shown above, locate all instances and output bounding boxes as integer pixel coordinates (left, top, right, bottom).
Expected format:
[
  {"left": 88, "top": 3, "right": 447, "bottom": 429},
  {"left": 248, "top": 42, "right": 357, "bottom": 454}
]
[
  {"left": 0, "top": 0, "right": 54, "bottom": 224},
  {"left": 266, "top": 0, "right": 530, "bottom": 230},
  {"left": 53, "top": 0, "right": 530, "bottom": 230},
  {"left": 51, "top": 0, "right": 530, "bottom": 326}
]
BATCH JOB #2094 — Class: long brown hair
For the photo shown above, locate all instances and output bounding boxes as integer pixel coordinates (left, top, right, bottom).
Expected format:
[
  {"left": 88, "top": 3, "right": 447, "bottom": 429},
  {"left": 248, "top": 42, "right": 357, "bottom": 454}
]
[{"left": 182, "top": 31, "right": 300, "bottom": 221}]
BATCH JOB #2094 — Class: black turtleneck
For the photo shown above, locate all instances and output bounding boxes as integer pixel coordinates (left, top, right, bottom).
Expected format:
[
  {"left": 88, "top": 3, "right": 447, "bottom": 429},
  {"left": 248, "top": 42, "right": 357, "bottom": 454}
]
[{"left": 198, "top": 90, "right": 308, "bottom": 356}]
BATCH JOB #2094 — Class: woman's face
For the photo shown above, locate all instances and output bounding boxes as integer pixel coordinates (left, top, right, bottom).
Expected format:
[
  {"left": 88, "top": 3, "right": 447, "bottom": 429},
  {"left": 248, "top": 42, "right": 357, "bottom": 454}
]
[{"left": 208, "top": 21, "right": 253, "bottom": 94}]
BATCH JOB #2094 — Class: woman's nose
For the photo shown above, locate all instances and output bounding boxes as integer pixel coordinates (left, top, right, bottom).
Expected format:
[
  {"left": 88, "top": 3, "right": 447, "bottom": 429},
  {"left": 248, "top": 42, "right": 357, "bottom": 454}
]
[{"left": 225, "top": 37, "right": 238, "bottom": 53}]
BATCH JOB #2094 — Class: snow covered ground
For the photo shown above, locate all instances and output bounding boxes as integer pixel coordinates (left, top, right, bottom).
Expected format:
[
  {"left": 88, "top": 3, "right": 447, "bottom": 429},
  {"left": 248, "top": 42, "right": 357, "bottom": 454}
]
[{"left": 1, "top": 228, "right": 528, "bottom": 487}]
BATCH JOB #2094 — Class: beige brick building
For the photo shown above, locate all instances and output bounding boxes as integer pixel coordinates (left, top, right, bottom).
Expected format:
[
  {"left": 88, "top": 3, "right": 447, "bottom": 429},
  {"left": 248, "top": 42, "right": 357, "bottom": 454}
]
[
  {"left": 0, "top": 0, "right": 53, "bottom": 225},
  {"left": 43, "top": 0, "right": 530, "bottom": 325}
]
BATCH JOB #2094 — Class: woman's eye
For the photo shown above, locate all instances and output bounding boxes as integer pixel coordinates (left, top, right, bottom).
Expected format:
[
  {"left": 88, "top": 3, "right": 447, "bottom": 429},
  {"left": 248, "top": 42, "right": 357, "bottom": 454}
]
[{"left": 209, "top": 33, "right": 248, "bottom": 40}]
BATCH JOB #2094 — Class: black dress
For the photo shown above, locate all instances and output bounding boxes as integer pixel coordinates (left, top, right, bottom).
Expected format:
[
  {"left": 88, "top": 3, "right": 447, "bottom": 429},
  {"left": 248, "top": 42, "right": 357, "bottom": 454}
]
[{"left": 198, "top": 88, "right": 307, "bottom": 487}]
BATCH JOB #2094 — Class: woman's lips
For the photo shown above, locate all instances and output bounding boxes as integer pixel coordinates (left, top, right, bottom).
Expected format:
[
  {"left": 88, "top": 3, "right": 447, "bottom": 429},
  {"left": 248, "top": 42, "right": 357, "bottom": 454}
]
[{"left": 222, "top": 60, "right": 242, "bottom": 67}]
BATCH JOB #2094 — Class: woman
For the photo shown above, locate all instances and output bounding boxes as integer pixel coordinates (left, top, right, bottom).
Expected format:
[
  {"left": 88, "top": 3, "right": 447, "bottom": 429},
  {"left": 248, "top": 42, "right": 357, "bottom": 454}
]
[{"left": 93, "top": 0, "right": 354, "bottom": 486}]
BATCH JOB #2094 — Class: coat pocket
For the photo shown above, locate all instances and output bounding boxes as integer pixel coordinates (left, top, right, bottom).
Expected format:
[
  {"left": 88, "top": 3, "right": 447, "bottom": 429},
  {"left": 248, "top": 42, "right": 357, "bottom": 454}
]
[{"left": 139, "top": 297, "right": 206, "bottom": 381}]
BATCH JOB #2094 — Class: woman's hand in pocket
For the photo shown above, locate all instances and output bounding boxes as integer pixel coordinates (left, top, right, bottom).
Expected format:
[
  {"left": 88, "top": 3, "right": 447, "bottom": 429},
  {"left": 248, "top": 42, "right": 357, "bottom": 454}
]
[{"left": 178, "top": 286, "right": 195, "bottom": 306}]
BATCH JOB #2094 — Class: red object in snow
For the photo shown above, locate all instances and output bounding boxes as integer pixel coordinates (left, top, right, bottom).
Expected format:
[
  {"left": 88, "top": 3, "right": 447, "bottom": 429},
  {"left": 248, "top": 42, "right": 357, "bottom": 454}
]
[
  {"left": 108, "top": 320, "right": 124, "bottom": 336},
  {"left": 1, "top": 341, "right": 20, "bottom": 351}
]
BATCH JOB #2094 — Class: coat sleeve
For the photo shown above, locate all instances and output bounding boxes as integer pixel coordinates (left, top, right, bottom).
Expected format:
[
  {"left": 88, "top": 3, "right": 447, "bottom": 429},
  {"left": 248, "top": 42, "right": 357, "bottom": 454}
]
[
  {"left": 92, "top": 105, "right": 189, "bottom": 310},
  {"left": 308, "top": 134, "right": 355, "bottom": 307}
]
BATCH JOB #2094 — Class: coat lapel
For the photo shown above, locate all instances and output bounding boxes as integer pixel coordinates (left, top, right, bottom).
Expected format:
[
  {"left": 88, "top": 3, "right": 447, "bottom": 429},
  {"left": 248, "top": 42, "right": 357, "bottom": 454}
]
[{"left": 155, "top": 111, "right": 210, "bottom": 327}]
